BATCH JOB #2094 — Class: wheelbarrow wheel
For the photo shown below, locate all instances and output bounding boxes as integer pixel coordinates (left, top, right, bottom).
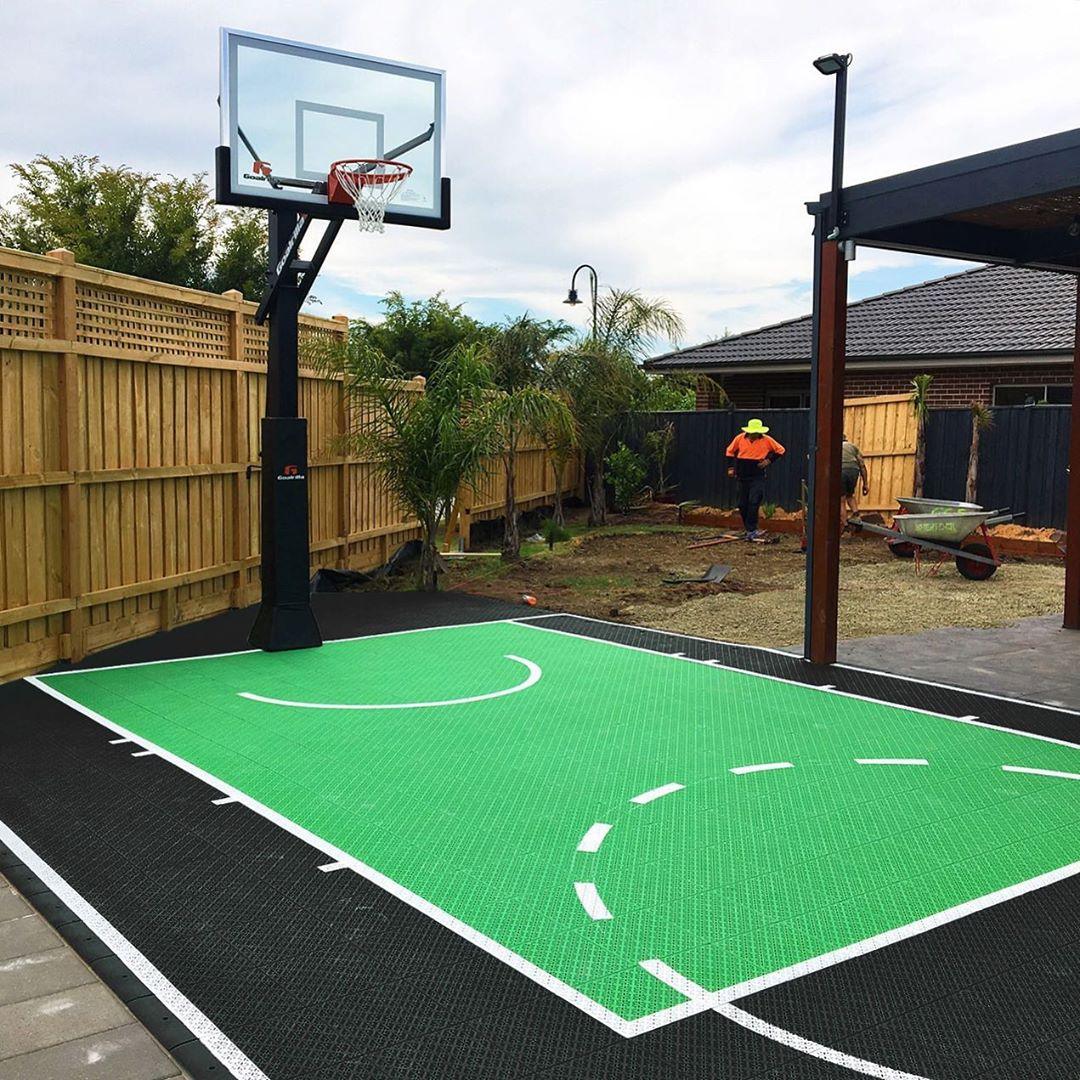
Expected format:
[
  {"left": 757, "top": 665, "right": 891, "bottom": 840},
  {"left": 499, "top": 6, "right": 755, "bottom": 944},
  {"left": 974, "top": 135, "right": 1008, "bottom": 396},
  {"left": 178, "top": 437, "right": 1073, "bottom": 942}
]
[
  {"left": 888, "top": 539, "right": 916, "bottom": 559},
  {"left": 955, "top": 541, "right": 998, "bottom": 581}
]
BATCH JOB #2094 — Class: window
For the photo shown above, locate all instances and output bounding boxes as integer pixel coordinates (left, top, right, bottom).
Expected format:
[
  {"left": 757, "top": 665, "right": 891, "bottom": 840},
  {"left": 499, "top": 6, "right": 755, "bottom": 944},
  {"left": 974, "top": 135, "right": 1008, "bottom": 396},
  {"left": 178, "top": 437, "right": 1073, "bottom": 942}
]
[
  {"left": 765, "top": 391, "right": 811, "bottom": 409},
  {"left": 992, "top": 384, "right": 1072, "bottom": 406}
]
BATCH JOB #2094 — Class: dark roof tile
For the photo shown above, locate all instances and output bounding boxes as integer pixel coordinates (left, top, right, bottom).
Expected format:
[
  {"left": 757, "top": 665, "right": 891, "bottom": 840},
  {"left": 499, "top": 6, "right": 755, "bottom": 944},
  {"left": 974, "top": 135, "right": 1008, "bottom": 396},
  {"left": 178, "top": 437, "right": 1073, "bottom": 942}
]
[{"left": 646, "top": 264, "right": 1077, "bottom": 370}]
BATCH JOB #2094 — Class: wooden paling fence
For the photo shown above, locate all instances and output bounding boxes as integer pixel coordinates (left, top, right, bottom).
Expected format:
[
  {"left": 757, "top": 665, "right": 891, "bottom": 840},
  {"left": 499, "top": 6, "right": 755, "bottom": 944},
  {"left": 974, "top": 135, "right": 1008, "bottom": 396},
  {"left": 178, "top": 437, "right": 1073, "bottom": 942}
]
[
  {"left": 841, "top": 393, "right": 918, "bottom": 513},
  {"left": 0, "top": 246, "right": 574, "bottom": 682}
]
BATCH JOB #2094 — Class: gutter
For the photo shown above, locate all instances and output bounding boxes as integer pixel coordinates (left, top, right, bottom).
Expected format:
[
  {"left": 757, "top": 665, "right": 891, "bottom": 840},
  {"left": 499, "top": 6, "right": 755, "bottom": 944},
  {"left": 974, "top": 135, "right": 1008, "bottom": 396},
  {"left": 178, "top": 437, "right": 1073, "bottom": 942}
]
[{"left": 648, "top": 352, "right": 1073, "bottom": 376}]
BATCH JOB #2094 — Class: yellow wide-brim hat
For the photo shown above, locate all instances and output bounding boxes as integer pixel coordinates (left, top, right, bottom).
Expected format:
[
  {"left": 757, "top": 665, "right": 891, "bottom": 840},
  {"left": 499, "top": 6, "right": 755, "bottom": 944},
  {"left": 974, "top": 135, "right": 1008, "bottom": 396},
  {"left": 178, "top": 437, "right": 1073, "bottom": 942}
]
[{"left": 741, "top": 418, "right": 770, "bottom": 434}]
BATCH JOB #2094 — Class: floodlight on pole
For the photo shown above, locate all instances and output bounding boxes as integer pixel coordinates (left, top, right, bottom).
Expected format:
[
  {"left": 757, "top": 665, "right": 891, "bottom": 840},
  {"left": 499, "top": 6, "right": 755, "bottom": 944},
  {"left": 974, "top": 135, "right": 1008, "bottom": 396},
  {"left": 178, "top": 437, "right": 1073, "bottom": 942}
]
[
  {"left": 813, "top": 52, "right": 852, "bottom": 241},
  {"left": 564, "top": 264, "right": 599, "bottom": 338}
]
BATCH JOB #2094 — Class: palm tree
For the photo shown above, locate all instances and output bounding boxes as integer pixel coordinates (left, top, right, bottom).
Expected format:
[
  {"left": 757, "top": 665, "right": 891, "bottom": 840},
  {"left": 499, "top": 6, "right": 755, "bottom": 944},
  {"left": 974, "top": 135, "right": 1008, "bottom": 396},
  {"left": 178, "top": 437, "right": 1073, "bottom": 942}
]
[
  {"left": 559, "top": 288, "right": 685, "bottom": 525},
  {"left": 485, "top": 316, "right": 575, "bottom": 559},
  {"left": 966, "top": 401, "right": 993, "bottom": 503},
  {"left": 911, "top": 374, "right": 934, "bottom": 497},
  {"left": 312, "top": 334, "right": 500, "bottom": 590}
]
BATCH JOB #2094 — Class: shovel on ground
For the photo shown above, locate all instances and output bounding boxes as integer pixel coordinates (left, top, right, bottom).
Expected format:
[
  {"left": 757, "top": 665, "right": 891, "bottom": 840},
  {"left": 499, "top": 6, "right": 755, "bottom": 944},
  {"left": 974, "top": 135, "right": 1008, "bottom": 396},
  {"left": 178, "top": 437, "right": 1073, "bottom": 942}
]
[{"left": 662, "top": 564, "right": 732, "bottom": 585}]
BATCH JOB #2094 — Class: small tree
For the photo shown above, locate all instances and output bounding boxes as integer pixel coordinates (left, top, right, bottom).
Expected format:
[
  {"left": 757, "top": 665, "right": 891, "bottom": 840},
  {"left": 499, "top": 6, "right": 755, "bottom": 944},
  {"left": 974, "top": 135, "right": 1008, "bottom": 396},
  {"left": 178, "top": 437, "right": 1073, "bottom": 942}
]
[
  {"left": 911, "top": 374, "right": 934, "bottom": 497},
  {"left": 642, "top": 422, "right": 676, "bottom": 497},
  {"left": 966, "top": 401, "right": 994, "bottom": 503},
  {"left": 312, "top": 335, "right": 499, "bottom": 590},
  {"left": 485, "top": 315, "right": 575, "bottom": 560},
  {"left": 605, "top": 443, "right": 647, "bottom": 513}
]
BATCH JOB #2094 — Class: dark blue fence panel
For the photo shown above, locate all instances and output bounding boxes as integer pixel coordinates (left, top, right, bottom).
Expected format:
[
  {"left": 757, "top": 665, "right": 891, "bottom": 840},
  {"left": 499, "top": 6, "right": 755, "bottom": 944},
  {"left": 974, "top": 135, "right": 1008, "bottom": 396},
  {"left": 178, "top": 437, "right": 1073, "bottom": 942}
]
[
  {"left": 643, "top": 405, "right": 1071, "bottom": 527},
  {"left": 632, "top": 409, "right": 810, "bottom": 510}
]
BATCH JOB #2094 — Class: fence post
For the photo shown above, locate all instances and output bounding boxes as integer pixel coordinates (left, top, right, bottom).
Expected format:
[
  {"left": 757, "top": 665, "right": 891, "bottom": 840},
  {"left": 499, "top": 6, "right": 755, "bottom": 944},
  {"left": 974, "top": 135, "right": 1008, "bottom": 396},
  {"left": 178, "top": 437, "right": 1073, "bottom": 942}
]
[
  {"left": 333, "top": 315, "right": 352, "bottom": 568},
  {"left": 224, "top": 290, "right": 250, "bottom": 608},
  {"left": 47, "top": 249, "right": 87, "bottom": 661},
  {"left": 1065, "top": 280, "right": 1080, "bottom": 629}
]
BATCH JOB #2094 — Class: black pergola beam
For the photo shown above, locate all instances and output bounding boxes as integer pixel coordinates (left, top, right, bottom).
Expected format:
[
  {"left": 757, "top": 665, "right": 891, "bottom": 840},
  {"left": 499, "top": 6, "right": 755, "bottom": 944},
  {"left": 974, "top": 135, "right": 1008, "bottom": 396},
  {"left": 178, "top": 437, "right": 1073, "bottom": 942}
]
[{"left": 809, "top": 127, "right": 1080, "bottom": 246}]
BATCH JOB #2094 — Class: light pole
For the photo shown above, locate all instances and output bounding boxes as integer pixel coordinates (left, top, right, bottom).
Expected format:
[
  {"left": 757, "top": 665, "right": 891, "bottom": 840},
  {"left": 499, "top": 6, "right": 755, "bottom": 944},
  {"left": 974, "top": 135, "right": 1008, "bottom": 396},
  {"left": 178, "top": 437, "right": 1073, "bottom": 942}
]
[
  {"left": 564, "top": 264, "right": 599, "bottom": 338},
  {"left": 804, "top": 51, "right": 853, "bottom": 665},
  {"left": 812, "top": 52, "right": 852, "bottom": 239}
]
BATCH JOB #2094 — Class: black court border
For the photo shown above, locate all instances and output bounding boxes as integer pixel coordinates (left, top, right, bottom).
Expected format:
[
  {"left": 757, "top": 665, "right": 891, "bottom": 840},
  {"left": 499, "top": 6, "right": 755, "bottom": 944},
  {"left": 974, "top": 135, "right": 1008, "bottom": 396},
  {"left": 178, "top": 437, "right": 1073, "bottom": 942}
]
[{"left": 2, "top": 592, "right": 1080, "bottom": 1079}]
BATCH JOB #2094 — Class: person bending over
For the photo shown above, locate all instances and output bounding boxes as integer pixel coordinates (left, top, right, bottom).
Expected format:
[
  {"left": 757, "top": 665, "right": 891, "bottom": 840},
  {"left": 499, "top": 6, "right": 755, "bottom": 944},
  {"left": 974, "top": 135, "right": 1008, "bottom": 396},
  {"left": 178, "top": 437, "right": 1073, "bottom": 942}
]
[
  {"left": 840, "top": 433, "right": 870, "bottom": 530},
  {"left": 726, "top": 419, "right": 786, "bottom": 540}
]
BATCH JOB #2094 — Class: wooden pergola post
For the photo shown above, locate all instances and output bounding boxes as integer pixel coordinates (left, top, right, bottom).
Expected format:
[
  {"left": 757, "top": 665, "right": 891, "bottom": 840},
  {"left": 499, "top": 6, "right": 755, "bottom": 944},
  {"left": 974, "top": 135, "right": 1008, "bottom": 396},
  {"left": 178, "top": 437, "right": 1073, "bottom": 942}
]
[
  {"left": 805, "top": 239, "right": 849, "bottom": 663},
  {"left": 1065, "top": 277, "right": 1080, "bottom": 629}
]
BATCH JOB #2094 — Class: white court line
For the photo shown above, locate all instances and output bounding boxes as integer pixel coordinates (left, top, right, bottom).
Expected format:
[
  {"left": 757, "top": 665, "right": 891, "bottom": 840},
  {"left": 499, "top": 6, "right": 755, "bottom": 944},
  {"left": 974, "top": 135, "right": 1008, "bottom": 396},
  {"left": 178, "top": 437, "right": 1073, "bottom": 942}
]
[
  {"left": 108, "top": 737, "right": 131, "bottom": 745},
  {"left": 730, "top": 762, "right": 794, "bottom": 776},
  {"left": 514, "top": 620, "right": 1080, "bottom": 746},
  {"left": 630, "top": 782, "right": 684, "bottom": 805},
  {"left": 317, "top": 861, "right": 348, "bottom": 873},
  {"left": 856, "top": 758, "right": 929, "bottom": 767},
  {"left": 23, "top": 617, "right": 1080, "bottom": 1043},
  {"left": 642, "top": 959, "right": 932, "bottom": 1080},
  {"left": 237, "top": 655, "right": 541, "bottom": 711},
  {"left": 577, "top": 823, "right": 613, "bottom": 853},
  {"left": 24, "top": 676, "right": 652, "bottom": 1039},
  {"left": 535, "top": 611, "right": 1080, "bottom": 718},
  {"left": 1002, "top": 765, "right": 1080, "bottom": 782},
  {"left": 130, "top": 750, "right": 154, "bottom": 757},
  {"left": 0, "top": 818, "right": 268, "bottom": 1079},
  {"left": 574, "top": 882, "right": 613, "bottom": 921},
  {"left": 211, "top": 796, "right": 238, "bottom": 805},
  {"left": 38, "top": 616, "right": 527, "bottom": 677}
]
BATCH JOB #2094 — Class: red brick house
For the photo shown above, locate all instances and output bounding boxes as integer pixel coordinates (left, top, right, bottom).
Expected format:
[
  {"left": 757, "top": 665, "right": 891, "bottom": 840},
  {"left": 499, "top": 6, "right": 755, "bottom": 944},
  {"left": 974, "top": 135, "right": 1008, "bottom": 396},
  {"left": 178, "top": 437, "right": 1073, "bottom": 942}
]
[{"left": 645, "top": 264, "right": 1075, "bottom": 410}]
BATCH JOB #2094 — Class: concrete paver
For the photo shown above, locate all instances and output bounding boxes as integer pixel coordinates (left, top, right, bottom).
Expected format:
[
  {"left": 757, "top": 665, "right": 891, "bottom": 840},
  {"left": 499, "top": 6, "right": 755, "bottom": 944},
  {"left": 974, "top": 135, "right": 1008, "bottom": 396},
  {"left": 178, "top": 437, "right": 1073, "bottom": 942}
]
[
  {"left": 0, "top": 874, "right": 189, "bottom": 1079},
  {"left": 0, "top": 983, "right": 134, "bottom": 1059},
  {"left": 0, "top": 947, "right": 97, "bottom": 1007},
  {"left": 0, "top": 1022, "right": 182, "bottom": 1080}
]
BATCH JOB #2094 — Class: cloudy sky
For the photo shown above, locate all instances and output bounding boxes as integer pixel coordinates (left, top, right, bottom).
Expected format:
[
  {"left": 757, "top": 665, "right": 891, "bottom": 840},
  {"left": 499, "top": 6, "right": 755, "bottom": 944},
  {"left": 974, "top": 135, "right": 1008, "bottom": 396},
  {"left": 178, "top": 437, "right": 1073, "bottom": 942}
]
[{"left": 5, "top": 0, "right": 1080, "bottom": 349}]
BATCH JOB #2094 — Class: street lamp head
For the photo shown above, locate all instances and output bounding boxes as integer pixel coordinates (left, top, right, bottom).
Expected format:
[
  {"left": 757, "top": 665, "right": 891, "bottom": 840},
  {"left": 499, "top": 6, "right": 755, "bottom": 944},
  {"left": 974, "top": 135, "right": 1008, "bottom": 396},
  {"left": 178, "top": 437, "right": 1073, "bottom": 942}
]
[
  {"left": 813, "top": 52, "right": 851, "bottom": 76},
  {"left": 564, "top": 288, "right": 581, "bottom": 306}
]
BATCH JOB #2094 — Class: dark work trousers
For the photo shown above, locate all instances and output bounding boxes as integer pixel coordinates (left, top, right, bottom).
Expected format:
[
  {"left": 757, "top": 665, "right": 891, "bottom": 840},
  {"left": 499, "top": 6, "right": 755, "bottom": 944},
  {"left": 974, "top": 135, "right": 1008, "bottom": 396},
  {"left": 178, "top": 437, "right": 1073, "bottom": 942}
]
[{"left": 737, "top": 473, "right": 767, "bottom": 532}]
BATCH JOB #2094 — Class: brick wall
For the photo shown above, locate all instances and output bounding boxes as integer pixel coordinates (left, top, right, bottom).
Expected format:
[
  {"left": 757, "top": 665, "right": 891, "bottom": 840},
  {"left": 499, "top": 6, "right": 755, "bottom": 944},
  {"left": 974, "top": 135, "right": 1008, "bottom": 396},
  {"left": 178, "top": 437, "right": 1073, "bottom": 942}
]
[{"left": 701, "top": 363, "right": 1072, "bottom": 410}]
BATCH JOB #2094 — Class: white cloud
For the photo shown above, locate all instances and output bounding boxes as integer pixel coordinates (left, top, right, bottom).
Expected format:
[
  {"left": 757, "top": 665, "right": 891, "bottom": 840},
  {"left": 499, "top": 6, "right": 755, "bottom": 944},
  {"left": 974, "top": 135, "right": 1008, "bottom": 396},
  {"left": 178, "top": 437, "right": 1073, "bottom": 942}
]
[{"left": 3, "top": 0, "right": 1080, "bottom": 346}]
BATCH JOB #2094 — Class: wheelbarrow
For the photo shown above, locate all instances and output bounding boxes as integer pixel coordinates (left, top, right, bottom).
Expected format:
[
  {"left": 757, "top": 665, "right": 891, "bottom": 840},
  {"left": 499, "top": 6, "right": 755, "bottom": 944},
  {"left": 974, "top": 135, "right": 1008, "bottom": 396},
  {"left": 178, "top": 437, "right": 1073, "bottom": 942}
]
[{"left": 849, "top": 501, "right": 1020, "bottom": 580}]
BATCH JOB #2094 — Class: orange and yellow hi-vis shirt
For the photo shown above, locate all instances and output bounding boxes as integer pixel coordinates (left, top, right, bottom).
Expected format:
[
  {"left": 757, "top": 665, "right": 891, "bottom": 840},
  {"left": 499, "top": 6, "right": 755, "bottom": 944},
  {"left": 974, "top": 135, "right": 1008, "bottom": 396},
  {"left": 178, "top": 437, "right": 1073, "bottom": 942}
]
[{"left": 725, "top": 434, "right": 786, "bottom": 478}]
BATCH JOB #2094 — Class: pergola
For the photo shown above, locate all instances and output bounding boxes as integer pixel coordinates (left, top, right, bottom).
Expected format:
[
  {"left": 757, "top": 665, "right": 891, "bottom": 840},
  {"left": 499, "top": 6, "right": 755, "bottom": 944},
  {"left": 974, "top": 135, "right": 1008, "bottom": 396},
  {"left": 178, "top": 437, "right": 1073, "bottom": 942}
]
[{"left": 805, "top": 127, "right": 1080, "bottom": 663}]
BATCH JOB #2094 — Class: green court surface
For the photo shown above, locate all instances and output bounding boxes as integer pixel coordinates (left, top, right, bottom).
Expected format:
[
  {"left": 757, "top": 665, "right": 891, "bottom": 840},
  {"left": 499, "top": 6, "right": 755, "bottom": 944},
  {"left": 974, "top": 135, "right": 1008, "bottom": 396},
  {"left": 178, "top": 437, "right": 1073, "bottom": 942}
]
[{"left": 34, "top": 618, "right": 1080, "bottom": 1030}]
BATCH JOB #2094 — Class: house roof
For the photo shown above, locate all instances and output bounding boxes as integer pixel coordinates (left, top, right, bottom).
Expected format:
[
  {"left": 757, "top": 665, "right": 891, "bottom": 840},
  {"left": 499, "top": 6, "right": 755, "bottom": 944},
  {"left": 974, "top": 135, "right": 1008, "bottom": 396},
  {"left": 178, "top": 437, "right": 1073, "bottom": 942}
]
[{"left": 646, "top": 264, "right": 1078, "bottom": 372}]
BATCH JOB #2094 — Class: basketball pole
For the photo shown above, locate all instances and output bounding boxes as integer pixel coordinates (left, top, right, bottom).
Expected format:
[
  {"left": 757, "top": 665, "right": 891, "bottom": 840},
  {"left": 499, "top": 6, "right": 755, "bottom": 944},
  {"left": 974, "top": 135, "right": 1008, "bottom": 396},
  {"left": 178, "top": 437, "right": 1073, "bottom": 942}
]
[{"left": 248, "top": 208, "right": 324, "bottom": 651}]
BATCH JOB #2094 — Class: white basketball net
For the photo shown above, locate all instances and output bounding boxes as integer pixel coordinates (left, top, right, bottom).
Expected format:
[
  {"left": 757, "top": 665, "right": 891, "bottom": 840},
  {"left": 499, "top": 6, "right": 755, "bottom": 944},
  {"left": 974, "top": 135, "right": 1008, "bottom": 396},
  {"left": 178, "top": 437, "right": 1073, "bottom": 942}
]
[{"left": 331, "top": 159, "right": 414, "bottom": 233}]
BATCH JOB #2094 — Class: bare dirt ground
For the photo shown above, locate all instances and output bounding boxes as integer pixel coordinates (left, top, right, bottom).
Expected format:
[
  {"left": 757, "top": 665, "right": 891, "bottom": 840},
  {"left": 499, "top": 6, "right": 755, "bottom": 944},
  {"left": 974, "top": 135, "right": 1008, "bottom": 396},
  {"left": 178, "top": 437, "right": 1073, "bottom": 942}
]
[{"left": 442, "top": 507, "right": 1066, "bottom": 648}]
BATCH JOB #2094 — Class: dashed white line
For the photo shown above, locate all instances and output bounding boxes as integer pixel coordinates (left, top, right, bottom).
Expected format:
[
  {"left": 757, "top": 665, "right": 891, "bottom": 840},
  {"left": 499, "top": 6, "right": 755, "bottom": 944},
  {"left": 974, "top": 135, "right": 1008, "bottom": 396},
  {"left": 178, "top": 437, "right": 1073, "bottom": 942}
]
[
  {"left": 130, "top": 750, "right": 154, "bottom": 757},
  {"left": 211, "top": 796, "right": 238, "bottom": 805},
  {"left": 108, "top": 737, "right": 132, "bottom": 745},
  {"left": 577, "top": 823, "right": 613, "bottom": 853},
  {"left": 729, "top": 762, "right": 794, "bottom": 775},
  {"left": 855, "top": 758, "right": 929, "bottom": 767},
  {"left": 630, "top": 782, "right": 684, "bottom": 805},
  {"left": 574, "top": 882, "right": 613, "bottom": 920},
  {"left": 1002, "top": 765, "right": 1080, "bottom": 782},
  {"left": 317, "top": 861, "right": 348, "bottom": 873}
]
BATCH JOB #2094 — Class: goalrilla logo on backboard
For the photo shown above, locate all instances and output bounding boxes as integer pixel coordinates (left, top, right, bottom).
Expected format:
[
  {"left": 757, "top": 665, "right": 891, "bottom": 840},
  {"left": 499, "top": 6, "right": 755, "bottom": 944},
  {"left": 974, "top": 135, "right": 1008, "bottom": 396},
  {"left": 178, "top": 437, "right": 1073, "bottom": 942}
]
[
  {"left": 244, "top": 160, "right": 273, "bottom": 181},
  {"left": 277, "top": 464, "right": 305, "bottom": 482}
]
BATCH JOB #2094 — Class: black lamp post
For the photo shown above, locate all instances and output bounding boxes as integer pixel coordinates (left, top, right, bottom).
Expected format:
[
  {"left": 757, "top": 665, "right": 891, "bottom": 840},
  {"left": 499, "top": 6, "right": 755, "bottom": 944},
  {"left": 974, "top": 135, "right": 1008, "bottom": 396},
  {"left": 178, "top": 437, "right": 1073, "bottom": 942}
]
[
  {"left": 564, "top": 264, "right": 599, "bottom": 337},
  {"left": 813, "top": 52, "right": 852, "bottom": 239}
]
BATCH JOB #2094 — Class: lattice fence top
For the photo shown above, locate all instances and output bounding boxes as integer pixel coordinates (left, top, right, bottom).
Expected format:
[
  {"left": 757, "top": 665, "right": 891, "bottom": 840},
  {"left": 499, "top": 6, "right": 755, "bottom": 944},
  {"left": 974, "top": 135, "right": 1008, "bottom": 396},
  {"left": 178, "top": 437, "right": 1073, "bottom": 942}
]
[
  {"left": 0, "top": 266, "right": 54, "bottom": 338},
  {"left": 0, "top": 246, "right": 347, "bottom": 362}
]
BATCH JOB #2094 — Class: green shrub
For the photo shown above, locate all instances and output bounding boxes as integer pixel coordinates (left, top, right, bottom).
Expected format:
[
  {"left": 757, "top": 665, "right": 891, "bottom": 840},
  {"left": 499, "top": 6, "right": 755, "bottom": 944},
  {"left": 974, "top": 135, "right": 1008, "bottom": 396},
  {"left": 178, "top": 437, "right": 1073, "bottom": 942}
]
[
  {"left": 541, "top": 517, "right": 572, "bottom": 550},
  {"left": 604, "top": 442, "right": 647, "bottom": 514}
]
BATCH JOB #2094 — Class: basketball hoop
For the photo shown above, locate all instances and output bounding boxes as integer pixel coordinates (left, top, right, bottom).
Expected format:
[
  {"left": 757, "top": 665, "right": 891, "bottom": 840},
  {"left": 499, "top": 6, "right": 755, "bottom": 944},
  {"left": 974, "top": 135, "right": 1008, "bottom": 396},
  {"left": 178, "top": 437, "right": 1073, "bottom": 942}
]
[{"left": 328, "top": 159, "right": 414, "bottom": 233}]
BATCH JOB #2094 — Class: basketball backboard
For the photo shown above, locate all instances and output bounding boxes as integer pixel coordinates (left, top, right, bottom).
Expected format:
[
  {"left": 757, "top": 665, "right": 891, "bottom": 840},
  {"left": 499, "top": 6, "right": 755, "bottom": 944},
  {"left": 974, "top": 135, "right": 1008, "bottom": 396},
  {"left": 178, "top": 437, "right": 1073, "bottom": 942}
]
[{"left": 217, "top": 28, "right": 448, "bottom": 229}]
